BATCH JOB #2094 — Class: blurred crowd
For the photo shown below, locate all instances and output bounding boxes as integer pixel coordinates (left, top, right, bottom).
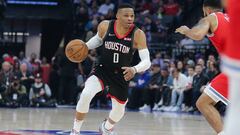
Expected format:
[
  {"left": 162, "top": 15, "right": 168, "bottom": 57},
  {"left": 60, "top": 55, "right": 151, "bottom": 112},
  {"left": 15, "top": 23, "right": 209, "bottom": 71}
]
[
  {"left": 127, "top": 52, "right": 223, "bottom": 113},
  {"left": 0, "top": 48, "right": 225, "bottom": 114},
  {"left": 0, "top": 52, "right": 56, "bottom": 107},
  {"left": 72, "top": 0, "right": 203, "bottom": 44}
]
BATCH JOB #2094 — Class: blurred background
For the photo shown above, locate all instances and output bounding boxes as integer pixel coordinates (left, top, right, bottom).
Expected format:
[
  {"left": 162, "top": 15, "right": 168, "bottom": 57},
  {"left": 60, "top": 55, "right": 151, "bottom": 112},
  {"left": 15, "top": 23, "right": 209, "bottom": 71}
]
[{"left": 0, "top": 0, "right": 225, "bottom": 114}]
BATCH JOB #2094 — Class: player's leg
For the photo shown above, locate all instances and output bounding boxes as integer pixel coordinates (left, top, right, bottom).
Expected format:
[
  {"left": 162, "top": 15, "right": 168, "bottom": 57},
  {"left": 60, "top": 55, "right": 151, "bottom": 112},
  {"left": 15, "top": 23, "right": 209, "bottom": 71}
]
[
  {"left": 225, "top": 77, "right": 240, "bottom": 135},
  {"left": 71, "top": 75, "right": 103, "bottom": 134},
  {"left": 100, "top": 98, "right": 127, "bottom": 133},
  {"left": 196, "top": 85, "right": 227, "bottom": 134}
]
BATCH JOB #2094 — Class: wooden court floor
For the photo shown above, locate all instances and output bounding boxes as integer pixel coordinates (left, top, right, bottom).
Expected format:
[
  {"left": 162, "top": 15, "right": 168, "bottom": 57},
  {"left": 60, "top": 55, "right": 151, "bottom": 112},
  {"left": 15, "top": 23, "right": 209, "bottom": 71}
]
[{"left": 0, "top": 108, "right": 215, "bottom": 135}]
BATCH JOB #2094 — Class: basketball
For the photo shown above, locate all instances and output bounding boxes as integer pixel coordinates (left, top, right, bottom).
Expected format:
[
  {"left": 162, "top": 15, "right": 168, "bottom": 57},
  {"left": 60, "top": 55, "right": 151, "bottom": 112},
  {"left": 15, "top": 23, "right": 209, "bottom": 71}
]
[{"left": 65, "top": 39, "right": 89, "bottom": 63}]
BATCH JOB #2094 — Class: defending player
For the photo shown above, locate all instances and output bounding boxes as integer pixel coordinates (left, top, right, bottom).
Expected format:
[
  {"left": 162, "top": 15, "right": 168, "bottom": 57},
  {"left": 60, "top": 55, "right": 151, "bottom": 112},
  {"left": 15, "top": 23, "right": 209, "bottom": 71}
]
[
  {"left": 221, "top": 0, "right": 240, "bottom": 134},
  {"left": 175, "top": 0, "right": 229, "bottom": 134}
]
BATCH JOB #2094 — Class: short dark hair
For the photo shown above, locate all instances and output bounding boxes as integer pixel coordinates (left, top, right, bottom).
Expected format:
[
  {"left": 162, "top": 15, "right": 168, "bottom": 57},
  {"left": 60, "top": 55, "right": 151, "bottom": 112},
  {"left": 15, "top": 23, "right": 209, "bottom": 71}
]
[
  {"left": 188, "top": 66, "right": 195, "bottom": 70},
  {"left": 203, "top": 0, "right": 222, "bottom": 9},
  {"left": 195, "top": 64, "right": 203, "bottom": 68},
  {"left": 118, "top": 3, "right": 134, "bottom": 10},
  {"left": 172, "top": 68, "right": 181, "bottom": 74}
]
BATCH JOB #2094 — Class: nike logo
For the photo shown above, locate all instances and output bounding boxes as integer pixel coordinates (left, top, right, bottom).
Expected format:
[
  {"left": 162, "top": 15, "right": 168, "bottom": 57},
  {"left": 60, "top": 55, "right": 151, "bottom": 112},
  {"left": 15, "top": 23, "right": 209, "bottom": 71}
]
[{"left": 108, "top": 33, "right": 115, "bottom": 36}]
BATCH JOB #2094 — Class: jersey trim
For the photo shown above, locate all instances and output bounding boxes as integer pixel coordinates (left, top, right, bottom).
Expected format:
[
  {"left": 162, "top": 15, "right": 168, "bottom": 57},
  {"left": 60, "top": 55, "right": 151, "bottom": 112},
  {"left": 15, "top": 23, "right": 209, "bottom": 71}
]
[
  {"left": 204, "top": 84, "right": 229, "bottom": 105},
  {"left": 107, "top": 93, "right": 127, "bottom": 104},
  {"left": 207, "top": 13, "right": 218, "bottom": 37},
  {"left": 97, "top": 78, "right": 105, "bottom": 91},
  {"left": 114, "top": 20, "right": 135, "bottom": 39},
  {"left": 131, "top": 26, "right": 139, "bottom": 49},
  {"left": 221, "top": 55, "right": 240, "bottom": 78},
  {"left": 102, "top": 20, "right": 113, "bottom": 41}
]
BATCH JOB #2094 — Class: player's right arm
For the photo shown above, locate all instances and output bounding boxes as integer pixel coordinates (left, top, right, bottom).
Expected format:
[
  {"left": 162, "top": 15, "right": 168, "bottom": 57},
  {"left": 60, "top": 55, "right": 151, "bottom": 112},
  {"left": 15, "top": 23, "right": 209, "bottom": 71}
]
[
  {"left": 85, "top": 20, "right": 109, "bottom": 49},
  {"left": 175, "top": 15, "right": 216, "bottom": 41}
]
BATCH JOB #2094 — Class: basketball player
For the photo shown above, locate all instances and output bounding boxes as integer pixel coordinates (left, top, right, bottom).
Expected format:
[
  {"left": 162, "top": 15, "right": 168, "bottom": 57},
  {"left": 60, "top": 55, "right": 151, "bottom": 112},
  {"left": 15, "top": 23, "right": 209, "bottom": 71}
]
[
  {"left": 70, "top": 3, "right": 151, "bottom": 135},
  {"left": 175, "top": 0, "right": 229, "bottom": 135},
  {"left": 221, "top": 0, "right": 240, "bottom": 134}
]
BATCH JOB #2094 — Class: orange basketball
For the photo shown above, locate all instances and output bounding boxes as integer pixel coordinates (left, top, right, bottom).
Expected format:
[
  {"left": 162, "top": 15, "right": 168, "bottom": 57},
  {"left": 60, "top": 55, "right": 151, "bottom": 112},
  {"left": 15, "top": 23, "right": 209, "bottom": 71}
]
[{"left": 65, "top": 39, "right": 89, "bottom": 63}]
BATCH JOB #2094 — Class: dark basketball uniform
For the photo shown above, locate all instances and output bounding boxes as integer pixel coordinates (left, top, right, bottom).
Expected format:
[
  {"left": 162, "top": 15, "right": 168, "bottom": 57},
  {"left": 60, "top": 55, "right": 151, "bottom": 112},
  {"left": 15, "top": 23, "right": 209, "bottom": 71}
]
[{"left": 91, "top": 20, "right": 138, "bottom": 103}]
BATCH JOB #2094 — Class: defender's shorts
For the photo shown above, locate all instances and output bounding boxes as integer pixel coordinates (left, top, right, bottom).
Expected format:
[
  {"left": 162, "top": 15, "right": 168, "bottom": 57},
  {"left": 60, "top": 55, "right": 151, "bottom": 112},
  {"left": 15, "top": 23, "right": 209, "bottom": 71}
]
[{"left": 204, "top": 73, "right": 229, "bottom": 105}]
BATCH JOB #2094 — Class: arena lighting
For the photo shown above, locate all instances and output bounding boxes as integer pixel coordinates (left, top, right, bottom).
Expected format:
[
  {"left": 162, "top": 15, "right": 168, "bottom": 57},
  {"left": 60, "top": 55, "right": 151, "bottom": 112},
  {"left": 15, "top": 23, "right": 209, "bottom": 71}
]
[
  {"left": 7, "top": 0, "right": 58, "bottom": 6},
  {"left": 3, "top": 32, "right": 29, "bottom": 36}
]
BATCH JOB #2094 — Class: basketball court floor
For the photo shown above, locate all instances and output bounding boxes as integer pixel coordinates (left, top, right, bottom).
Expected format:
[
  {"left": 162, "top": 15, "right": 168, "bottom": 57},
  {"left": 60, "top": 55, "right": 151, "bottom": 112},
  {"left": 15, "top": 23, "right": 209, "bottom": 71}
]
[{"left": 0, "top": 108, "right": 215, "bottom": 135}]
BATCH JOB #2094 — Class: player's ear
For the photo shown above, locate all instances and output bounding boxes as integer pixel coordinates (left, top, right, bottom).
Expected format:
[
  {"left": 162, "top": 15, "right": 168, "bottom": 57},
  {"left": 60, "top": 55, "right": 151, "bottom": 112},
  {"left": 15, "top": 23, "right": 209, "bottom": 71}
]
[
  {"left": 116, "top": 11, "right": 119, "bottom": 19},
  {"left": 207, "top": 7, "right": 212, "bottom": 15}
]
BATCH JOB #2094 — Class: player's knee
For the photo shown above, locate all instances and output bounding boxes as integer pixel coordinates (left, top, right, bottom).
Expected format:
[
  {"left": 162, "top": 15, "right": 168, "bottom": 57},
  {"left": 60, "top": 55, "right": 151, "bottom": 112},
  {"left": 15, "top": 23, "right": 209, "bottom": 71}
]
[
  {"left": 76, "top": 88, "right": 96, "bottom": 113},
  {"left": 196, "top": 97, "right": 203, "bottom": 110},
  {"left": 79, "top": 90, "right": 94, "bottom": 103},
  {"left": 110, "top": 103, "right": 125, "bottom": 121}
]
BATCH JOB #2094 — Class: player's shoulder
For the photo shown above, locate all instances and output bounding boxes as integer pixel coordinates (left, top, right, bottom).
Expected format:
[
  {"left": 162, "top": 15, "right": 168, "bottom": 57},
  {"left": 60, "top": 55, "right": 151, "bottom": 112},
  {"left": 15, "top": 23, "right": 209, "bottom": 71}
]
[
  {"left": 207, "top": 12, "right": 224, "bottom": 22},
  {"left": 98, "top": 20, "right": 110, "bottom": 29},
  {"left": 98, "top": 20, "right": 111, "bottom": 38},
  {"left": 134, "top": 28, "right": 145, "bottom": 38}
]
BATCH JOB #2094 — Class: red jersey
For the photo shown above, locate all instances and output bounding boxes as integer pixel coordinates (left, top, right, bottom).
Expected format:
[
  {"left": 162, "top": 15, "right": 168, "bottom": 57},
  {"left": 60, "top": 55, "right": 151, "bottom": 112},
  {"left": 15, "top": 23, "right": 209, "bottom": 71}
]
[
  {"left": 207, "top": 12, "right": 230, "bottom": 100},
  {"left": 225, "top": 0, "right": 240, "bottom": 60},
  {"left": 207, "top": 12, "right": 230, "bottom": 54},
  {"left": 221, "top": 0, "right": 240, "bottom": 78}
]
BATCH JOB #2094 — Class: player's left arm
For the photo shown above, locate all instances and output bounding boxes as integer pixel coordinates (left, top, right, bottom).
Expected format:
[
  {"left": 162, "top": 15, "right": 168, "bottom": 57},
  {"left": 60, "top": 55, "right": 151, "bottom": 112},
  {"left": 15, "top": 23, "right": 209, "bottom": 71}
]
[
  {"left": 122, "top": 29, "right": 151, "bottom": 81},
  {"left": 175, "top": 17, "right": 211, "bottom": 41}
]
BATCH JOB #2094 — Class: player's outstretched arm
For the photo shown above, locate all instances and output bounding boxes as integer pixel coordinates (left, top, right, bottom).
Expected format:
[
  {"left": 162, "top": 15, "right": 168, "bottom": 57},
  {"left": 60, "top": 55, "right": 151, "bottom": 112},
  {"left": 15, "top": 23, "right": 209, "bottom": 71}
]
[
  {"left": 85, "top": 20, "right": 109, "bottom": 49},
  {"left": 122, "top": 29, "right": 151, "bottom": 81},
  {"left": 133, "top": 29, "right": 151, "bottom": 72},
  {"left": 175, "top": 17, "right": 211, "bottom": 41}
]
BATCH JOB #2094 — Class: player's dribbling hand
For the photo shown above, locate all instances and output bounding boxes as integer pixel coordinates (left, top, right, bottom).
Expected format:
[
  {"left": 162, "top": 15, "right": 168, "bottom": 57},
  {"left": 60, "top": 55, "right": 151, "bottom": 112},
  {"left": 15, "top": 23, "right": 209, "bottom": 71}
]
[
  {"left": 175, "top": 26, "right": 190, "bottom": 35},
  {"left": 121, "top": 67, "right": 136, "bottom": 81}
]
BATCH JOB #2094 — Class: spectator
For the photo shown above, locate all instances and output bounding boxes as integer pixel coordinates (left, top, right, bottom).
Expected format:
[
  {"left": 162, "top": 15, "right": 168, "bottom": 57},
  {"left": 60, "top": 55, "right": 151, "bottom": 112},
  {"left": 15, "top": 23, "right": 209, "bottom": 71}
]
[
  {"left": 29, "top": 73, "right": 55, "bottom": 107},
  {"left": 177, "top": 60, "right": 186, "bottom": 74},
  {"left": 157, "top": 66, "right": 173, "bottom": 111},
  {"left": 206, "top": 61, "right": 219, "bottom": 81},
  {"left": 140, "top": 63, "right": 162, "bottom": 111},
  {"left": 128, "top": 71, "right": 151, "bottom": 110},
  {"left": 169, "top": 68, "right": 188, "bottom": 112},
  {"left": 152, "top": 52, "right": 164, "bottom": 67},
  {"left": 191, "top": 64, "right": 209, "bottom": 112},
  {"left": 183, "top": 66, "right": 195, "bottom": 111},
  {"left": 98, "top": 0, "right": 115, "bottom": 16},
  {"left": 29, "top": 53, "right": 39, "bottom": 73},
  {"left": 33, "top": 60, "right": 42, "bottom": 76},
  {"left": 5, "top": 75, "right": 28, "bottom": 107},
  {"left": 105, "top": 9, "right": 115, "bottom": 20},
  {"left": 16, "top": 63, "right": 34, "bottom": 92},
  {"left": 0, "top": 61, "right": 14, "bottom": 94},
  {"left": 13, "top": 59, "right": 20, "bottom": 74},
  {"left": 208, "top": 54, "right": 216, "bottom": 63},
  {"left": 197, "top": 58, "right": 207, "bottom": 73},
  {"left": 0, "top": 61, "right": 14, "bottom": 106},
  {"left": 163, "top": 0, "right": 180, "bottom": 16},
  {"left": 18, "top": 51, "right": 32, "bottom": 72}
]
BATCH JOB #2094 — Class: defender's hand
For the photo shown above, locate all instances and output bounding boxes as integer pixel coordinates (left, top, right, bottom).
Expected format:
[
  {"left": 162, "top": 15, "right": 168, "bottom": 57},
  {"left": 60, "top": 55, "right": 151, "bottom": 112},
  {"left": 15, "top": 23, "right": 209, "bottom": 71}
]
[
  {"left": 175, "top": 26, "right": 190, "bottom": 35},
  {"left": 121, "top": 67, "right": 136, "bottom": 81}
]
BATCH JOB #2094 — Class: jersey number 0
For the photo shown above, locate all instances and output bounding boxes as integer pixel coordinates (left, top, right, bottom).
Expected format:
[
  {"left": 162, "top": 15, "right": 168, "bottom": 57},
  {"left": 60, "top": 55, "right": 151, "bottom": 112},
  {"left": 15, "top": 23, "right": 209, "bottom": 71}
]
[{"left": 113, "top": 53, "right": 119, "bottom": 63}]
